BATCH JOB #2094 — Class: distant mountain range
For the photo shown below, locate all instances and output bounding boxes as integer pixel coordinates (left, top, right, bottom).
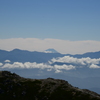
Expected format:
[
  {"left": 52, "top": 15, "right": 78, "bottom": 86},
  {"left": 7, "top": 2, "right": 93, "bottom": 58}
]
[
  {"left": 0, "top": 49, "right": 62, "bottom": 63},
  {"left": 0, "top": 48, "right": 100, "bottom": 63}
]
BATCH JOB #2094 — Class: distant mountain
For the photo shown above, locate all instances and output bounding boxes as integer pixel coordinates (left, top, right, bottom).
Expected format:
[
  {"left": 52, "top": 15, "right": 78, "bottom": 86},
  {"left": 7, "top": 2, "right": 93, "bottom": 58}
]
[
  {"left": 0, "top": 49, "right": 100, "bottom": 63},
  {"left": 44, "top": 48, "right": 59, "bottom": 53},
  {"left": 0, "top": 71, "right": 100, "bottom": 100},
  {"left": 0, "top": 49, "right": 63, "bottom": 63},
  {"left": 73, "top": 51, "right": 100, "bottom": 58}
]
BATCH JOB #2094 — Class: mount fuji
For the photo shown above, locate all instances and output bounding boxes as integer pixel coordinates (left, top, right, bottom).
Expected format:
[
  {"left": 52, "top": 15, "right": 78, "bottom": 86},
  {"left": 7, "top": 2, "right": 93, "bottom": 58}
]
[{"left": 44, "top": 48, "right": 59, "bottom": 53}]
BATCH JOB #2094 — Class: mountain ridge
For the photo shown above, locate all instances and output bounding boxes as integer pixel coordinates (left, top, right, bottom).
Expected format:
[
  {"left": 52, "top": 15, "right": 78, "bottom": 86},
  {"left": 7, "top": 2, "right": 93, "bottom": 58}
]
[
  {"left": 0, "top": 71, "right": 100, "bottom": 100},
  {"left": 0, "top": 49, "right": 100, "bottom": 63}
]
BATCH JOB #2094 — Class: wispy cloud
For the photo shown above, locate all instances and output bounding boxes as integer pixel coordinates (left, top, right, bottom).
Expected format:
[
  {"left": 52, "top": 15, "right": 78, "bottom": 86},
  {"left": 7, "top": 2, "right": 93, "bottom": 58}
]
[{"left": 0, "top": 38, "right": 100, "bottom": 54}]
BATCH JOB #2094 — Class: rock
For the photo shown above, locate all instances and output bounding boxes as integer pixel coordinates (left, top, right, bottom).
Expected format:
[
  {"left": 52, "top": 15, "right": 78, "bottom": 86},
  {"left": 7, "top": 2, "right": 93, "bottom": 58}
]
[{"left": 0, "top": 71, "right": 100, "bottom": 100}]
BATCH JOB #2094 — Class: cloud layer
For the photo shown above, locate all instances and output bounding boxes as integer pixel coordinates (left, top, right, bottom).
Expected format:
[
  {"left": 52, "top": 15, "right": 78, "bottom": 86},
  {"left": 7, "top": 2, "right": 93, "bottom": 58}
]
[
  {"left": 1, "top": 62, "right": 76, "bottom": 73},
  {"left": 0, "top": 56, "right": 100, "bottom": 73},
  {"left": 0, "top": 38, "right": 100, "bottom": 54},
  {"left": 50, "top": 56, "right": 100, "bottom": 66}
]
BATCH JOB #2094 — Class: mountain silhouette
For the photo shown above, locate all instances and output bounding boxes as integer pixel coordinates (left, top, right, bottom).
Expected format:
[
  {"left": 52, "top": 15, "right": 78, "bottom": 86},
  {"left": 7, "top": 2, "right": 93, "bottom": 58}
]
[
  {"left": 0, "top": 49, "right": 100, "bottom": 63},
  {"left": 0, "top": 71, "right": 100, "bottom": 100}
]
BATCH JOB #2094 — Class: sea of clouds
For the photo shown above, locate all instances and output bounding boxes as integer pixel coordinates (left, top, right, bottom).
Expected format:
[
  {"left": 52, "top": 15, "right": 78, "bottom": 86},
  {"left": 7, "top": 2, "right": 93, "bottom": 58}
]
[{"left": 0, "top": 56, "right": 100, "bottom": 73}]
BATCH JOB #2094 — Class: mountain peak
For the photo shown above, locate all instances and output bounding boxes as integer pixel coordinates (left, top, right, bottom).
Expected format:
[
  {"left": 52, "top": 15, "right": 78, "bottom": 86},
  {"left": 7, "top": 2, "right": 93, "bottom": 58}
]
[
  {"left": 44, "top": 48, "right": 59, "bottom": 53},
  {"left": 11, "top": 48, "right": 22, "bottom": 52}
]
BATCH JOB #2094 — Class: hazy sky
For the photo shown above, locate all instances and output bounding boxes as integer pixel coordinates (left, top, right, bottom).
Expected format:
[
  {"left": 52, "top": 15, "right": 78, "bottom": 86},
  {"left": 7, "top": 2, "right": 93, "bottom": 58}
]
[{"left": 0, "top": 0, "right": 100, "bottom": 54}]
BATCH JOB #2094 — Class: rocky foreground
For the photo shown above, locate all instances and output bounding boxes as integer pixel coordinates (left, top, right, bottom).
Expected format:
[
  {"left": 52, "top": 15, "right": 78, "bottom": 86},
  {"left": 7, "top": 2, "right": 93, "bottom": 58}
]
[{"left": 0, "top": 71, "right": 100, "bottom": 100}]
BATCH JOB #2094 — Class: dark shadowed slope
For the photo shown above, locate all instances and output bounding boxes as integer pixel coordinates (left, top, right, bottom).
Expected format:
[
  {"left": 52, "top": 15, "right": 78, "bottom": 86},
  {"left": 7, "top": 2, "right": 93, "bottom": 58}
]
[{"left": 0, "top": 71, "right": 100, "bottom": 100}]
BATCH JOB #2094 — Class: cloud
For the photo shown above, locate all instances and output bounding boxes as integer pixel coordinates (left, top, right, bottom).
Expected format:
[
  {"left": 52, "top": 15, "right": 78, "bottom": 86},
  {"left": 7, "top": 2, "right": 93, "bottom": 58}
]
[
  {"left": 1, "top": 61, "right": 76, "bottom": 73},
  {"left": 55, "top": 70, "right": 62, "bottom": 73},
  {"left": 1, "top": 56, "right": 100, "bottom": 73},
  {"left": 4, "top": 60, "right": 11, "bottom": 63},
  {"left": 2, "top": 62, "right": 24, "bottom": 69},
  {"left": 54, "top": 64, "right": 76, "bottom": 70},
  {"left": 24, "top": 62, "right": 53, "bottom": 69},
  {"left": 89, "top": 64, "right": 100, "bottom": 69},
  {"left": 0, "top": 38, "right": 100, "bottom": 54},
  {"left": 0, "top": 63, "right": 3, "bottom": 66},
  {"left": 50, "top": 56, "right": 100, "bottom": 66},
  {"left": 1, "top": 62, "right": 53, "bottom": 69}
]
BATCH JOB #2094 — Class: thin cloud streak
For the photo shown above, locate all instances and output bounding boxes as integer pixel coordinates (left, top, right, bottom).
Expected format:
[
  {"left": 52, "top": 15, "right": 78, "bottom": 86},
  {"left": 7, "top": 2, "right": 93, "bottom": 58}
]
[{"left": 0, "top": 38, "right": 100, "bottom": 54}]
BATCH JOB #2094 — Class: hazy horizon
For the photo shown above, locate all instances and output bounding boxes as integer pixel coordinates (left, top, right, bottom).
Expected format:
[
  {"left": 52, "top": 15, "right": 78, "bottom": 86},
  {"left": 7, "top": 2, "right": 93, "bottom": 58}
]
[{"left": 0, "top": 0, "right": 100, "bottom": 54}]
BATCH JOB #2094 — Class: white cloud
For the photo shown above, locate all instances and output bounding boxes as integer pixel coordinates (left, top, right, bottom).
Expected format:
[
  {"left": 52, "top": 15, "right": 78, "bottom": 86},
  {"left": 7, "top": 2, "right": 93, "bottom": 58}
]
[
  {"left": 0, "top": 38, "right": 100, "bottom": 54},
  {"left": 4, "top": 60, "right": 11, "bottom": 63},
  {"left": 50, "top": 56, "right": 100, "bottom": 66},
  {"left": 89, "top": 64, "right": 100, "bottom": 69},
  {"left": 2, "top": 63, "right": 12, "bottom": 68},
  {"left": 1, "top": 56, "right": 100, "bottom": 71},
  {"left": 1, "top": 61, "right": 75, "bottom": 73},
  {"left": 54, "top": 64, "right": 76, "bottom": 70},
  {"left": 1, "top": 62, "right": 53, "bottom": 69},
  {"left": 24, "top": 62, "right": 53, "bottom": 69},
  {"left": 0, "top": 63, "right": 3, "bottom": 66},
  {"left": 55, "top": 70, "right": 62, "bottom": 73},
  {"left": 2, "top": 62, "right": 24, "bottom": 69},
  {"left": 47, "top": 68, "right": 52, "bottom": 71}
]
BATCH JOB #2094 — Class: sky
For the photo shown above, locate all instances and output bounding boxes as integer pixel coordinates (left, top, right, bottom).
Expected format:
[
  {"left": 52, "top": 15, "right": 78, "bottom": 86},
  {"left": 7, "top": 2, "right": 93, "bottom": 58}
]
[{"left": 0, "top": 0, "right": 100, "bottom": 54}]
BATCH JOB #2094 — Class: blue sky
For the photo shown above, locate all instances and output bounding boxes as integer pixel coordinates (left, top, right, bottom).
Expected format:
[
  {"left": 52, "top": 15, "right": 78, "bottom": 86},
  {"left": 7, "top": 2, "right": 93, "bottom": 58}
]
[{"left": 0, "top": 0, "right": 100, "bottom": 40}]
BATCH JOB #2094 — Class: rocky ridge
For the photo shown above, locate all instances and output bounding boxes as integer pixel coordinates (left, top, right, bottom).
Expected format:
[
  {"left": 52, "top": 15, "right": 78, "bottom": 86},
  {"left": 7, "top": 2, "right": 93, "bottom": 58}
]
[{"left": 0, "top": 71, "right": 100, "bottom": 100}]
